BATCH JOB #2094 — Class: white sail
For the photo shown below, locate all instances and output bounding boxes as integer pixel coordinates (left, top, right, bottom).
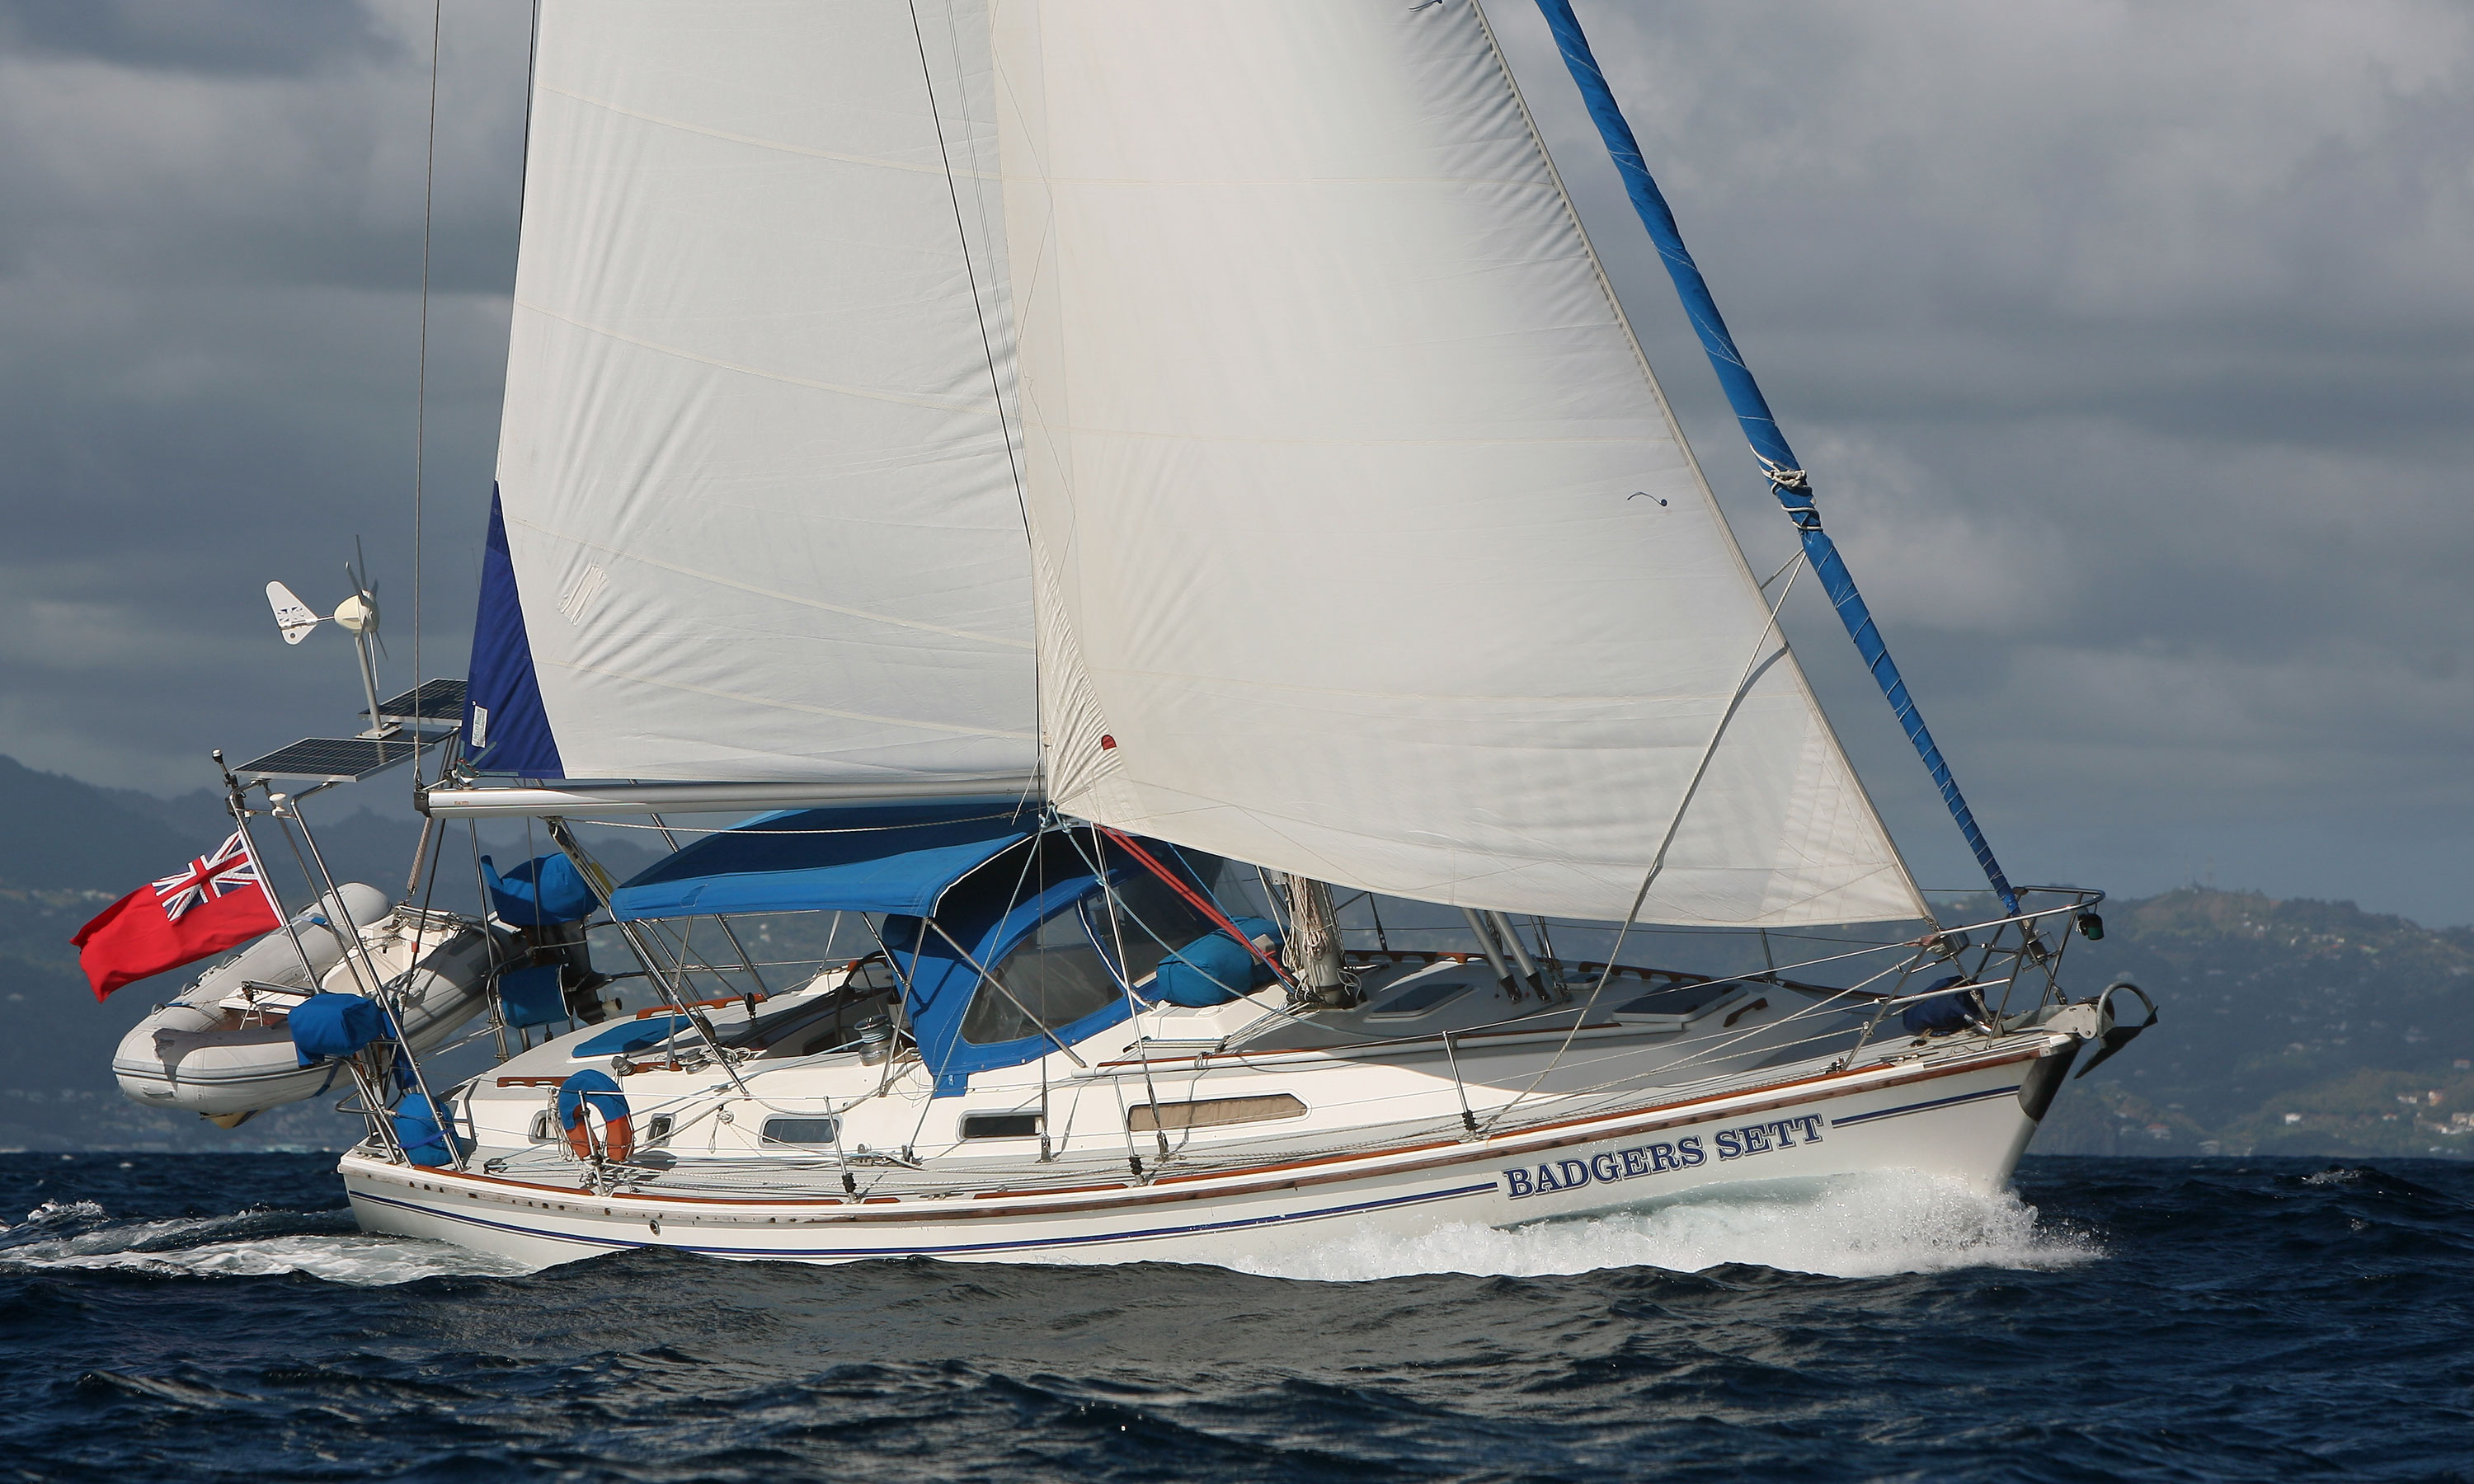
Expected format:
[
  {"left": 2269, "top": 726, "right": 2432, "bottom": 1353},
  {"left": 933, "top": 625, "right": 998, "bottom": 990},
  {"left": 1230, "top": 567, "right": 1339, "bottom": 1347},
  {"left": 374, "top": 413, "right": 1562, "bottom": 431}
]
[
  {"left": 488, "top": 0, "right": 1035, "bottom": 788},
  {"left": 995, "top": 2, "right": 1925, "bottom": 926}
]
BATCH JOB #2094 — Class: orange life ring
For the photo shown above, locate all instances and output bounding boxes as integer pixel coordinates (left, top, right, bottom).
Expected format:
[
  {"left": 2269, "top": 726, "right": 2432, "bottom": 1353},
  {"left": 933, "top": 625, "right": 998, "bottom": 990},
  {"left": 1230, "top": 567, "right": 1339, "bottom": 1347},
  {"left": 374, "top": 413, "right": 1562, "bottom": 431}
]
[{"left": 556, "top": 1069, "right": 633, "bottom": 1163}]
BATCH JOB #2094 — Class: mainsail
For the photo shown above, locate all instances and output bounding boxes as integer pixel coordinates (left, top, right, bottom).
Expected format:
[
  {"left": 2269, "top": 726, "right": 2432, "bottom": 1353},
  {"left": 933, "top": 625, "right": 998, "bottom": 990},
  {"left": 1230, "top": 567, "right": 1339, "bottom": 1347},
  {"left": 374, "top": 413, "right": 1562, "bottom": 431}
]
[
  {"left": 448, "top": 0, "right": 1926, "bottom": 928},
  {"left": 995, "top": 2, "right": 1923, "bottom": 926},
  {"left": 469, "top": 0, "right": 1037, "bottom": 790}
]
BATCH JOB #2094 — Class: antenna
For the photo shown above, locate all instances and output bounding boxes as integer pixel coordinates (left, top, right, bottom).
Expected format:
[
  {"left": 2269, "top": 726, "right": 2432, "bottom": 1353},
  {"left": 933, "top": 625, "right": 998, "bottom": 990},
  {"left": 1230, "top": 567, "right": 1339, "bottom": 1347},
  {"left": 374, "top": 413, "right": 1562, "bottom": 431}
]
[{"left": 264, "top": 543, "right": 392, "bottom": 738}]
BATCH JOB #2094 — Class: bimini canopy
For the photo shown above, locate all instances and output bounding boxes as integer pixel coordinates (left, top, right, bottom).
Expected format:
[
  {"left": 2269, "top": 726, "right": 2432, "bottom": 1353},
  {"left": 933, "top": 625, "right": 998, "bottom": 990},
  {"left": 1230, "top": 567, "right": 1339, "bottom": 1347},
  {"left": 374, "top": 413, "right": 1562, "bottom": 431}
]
[{"left": 609, "top": 802, "right": 1037, "bottom": 921}]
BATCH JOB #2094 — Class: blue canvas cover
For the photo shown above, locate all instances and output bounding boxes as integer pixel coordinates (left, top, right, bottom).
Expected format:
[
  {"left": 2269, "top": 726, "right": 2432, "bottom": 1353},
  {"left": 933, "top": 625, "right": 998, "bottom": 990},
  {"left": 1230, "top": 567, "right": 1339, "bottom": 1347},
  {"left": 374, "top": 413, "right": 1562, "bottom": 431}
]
[
  {"left": 391, "top": 1094, "right": 463, "bottom": 1167},
  {"left": 495, "top": 963, "right": 569, "bottom": 1029},
  {"left": 289, "top": 993, "right": 388, "bottom": 1066},
  {"left": 1531, "top": 0, "right": 2016, "bottom": 919},
  {"left": 892, "top": 838, "right": 1225, "bottom": 1096},
  {"left": 891, "top": 871, "right": 1135, "bottom": 1097},
  {"left": 1901, "top": 974, "right": 1981, "bottom": 1036},
  {"left": 609, "top": 802, "right": 1037, "bottom": 921},
  {"left": 1146, "top": 916, "right": 1281, "bottom": 1007},
  {"left": 572, "top": 1014, "right": 695, "bottom": 1059},
  {"left": 482, "top": 852, "right": 598, "bottom": 925}
]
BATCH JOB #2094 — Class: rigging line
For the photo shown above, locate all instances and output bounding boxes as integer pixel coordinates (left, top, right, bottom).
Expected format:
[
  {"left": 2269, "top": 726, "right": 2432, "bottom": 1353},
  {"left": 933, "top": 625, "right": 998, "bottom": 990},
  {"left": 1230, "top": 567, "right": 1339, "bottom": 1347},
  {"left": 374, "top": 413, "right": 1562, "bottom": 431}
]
[
  {"left": 411, "top": 0, "right": 440, "bottom": 801},
  {"left": 1055, "top": 829, "right": 1327, "bottom": 1043},
  {"left": 469, "top": 819, "right": 513, "bottom": 1059},
  {"left": 904, "top": 0, "right": 1043, "bottom": 793},
  {"left": 1089, "top": 833, "right": 1170, "bottom": 1162},
  {"left": 1483, "top": 553, "right": 1808, "bottom": 1134}
]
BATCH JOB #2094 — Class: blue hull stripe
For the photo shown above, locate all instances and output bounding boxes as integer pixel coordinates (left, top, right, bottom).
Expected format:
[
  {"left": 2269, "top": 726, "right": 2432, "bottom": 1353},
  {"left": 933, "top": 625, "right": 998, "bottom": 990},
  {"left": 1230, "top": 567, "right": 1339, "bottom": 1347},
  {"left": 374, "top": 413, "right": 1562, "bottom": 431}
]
[
  {"left": 1830, "top": 1084, "right": 2020, "bottom": 1129},
  {"left": 352, "top": 1178, "right": 1500, "bottom": 1261}
]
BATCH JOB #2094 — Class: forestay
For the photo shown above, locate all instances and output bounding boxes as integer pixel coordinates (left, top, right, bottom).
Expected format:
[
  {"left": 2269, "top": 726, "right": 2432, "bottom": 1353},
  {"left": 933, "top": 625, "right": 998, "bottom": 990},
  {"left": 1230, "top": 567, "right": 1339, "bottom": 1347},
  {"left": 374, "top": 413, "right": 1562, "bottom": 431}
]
[
  {"left": 991, "top": 2, "right": 1926, "bottom": 927},
  {"left": 478, "top": 0, "right": 1036, "bottom": 787}
]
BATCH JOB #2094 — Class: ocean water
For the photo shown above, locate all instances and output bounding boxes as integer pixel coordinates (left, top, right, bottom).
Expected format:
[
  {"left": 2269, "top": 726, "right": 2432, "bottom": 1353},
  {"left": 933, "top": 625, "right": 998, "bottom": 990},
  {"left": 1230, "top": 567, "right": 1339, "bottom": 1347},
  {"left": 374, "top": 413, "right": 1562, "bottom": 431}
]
[{"left": 0, "top": 1154, "right": 2467, "bottom": 1482}]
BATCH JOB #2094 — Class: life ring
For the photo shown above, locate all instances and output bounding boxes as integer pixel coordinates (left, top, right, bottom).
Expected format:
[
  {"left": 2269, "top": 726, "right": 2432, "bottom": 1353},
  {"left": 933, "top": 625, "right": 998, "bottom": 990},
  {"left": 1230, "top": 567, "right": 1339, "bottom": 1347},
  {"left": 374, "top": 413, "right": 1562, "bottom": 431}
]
[{"left": 556, "top": 1069, "right": 633, "bottom": 1163}]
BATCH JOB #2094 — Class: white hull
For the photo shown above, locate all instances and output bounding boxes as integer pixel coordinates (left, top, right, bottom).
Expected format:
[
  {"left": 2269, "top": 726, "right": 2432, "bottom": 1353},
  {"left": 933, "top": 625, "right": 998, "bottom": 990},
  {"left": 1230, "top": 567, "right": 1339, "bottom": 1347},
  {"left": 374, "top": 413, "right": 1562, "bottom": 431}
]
[{"left": 343, "top": 1031, "right": 2075, "bottom": 1270}]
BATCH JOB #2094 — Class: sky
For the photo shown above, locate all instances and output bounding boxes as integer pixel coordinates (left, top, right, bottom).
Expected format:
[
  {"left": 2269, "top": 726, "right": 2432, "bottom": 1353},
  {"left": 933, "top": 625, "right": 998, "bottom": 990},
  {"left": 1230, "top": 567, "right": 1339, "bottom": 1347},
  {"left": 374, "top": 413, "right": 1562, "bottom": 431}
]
[{"left": 0, "top": 0, "right": 2465, "bottom": 927}]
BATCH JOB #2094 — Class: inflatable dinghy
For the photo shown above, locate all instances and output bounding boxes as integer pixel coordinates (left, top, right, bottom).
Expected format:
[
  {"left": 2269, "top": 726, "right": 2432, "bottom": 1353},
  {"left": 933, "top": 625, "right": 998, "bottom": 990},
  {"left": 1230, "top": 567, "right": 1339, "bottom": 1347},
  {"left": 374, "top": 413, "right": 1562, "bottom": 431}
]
[{"left": 114, "top": 885, "right": 506, "bottom": 1120}]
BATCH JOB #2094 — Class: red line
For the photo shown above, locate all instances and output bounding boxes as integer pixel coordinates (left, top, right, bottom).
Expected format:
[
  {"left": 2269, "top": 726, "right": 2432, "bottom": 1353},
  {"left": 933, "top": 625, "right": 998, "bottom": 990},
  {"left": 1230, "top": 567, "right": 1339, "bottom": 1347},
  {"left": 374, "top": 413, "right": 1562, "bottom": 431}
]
[{"left": 1094, "top": 826, "right": 1298, "bottom": 993}]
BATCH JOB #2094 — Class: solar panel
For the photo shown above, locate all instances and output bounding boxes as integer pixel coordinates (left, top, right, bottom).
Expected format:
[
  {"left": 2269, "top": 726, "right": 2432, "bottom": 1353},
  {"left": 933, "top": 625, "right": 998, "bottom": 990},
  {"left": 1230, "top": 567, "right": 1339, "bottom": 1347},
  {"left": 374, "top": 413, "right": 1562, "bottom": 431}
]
[
  {"left": 236, "top": 736, "right": 430, "bottom": 783},
  {"left": 375, "top": 677, "right": 467, "bottom": 725}
]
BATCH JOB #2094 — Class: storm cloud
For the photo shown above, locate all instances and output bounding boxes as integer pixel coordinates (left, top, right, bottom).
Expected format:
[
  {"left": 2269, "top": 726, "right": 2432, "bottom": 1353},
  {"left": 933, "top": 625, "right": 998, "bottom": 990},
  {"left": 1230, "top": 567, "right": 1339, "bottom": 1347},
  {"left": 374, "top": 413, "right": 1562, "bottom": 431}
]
[{"left": 0, "top": 1, "right": 2466, "bottom": 923}]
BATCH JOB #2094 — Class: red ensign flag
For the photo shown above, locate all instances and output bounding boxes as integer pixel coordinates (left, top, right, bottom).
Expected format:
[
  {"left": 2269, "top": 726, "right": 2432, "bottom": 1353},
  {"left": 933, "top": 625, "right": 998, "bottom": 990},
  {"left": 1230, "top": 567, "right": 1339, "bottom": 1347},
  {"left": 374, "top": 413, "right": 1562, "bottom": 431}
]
[{"left": 72, "top": 829, "right": 282, "bottom": 1000}]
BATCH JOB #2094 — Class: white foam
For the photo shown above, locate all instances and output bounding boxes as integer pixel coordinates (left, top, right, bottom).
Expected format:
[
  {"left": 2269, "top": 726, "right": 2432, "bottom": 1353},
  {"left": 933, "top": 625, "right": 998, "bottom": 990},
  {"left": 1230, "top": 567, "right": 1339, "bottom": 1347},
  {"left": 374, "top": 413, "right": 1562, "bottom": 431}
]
[
  {"left": 0, "top": 1205, "right": 542, "bottom": 1286},
  {"left": 2, "top": 1232, "right": 541, "bottom": 1285},
  {"left": 3, "top": 1199, "right": 109, "bottom": 1233},
  {"left": 1234, "top": 1170, "right": 2100, "bottom": 1283}
]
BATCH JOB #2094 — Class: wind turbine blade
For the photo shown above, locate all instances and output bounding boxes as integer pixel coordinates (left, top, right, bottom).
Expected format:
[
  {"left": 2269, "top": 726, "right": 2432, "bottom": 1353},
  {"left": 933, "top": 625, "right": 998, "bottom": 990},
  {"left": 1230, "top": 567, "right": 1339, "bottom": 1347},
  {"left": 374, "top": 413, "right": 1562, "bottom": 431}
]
[{"left": 266, "top": 580, "right": 322, "bottom": 646}]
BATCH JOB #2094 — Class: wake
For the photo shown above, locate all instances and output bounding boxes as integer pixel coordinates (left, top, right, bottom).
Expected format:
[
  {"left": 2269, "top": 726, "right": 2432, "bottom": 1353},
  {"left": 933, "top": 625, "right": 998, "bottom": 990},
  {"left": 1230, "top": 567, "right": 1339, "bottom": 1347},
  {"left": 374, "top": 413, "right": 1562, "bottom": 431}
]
[
  {"left": 0, "top": 1199, "right": 537, "bottom": 1285},
  {"left": 1233, "top": 1168, "right": 2100, "bottom": 1282}
]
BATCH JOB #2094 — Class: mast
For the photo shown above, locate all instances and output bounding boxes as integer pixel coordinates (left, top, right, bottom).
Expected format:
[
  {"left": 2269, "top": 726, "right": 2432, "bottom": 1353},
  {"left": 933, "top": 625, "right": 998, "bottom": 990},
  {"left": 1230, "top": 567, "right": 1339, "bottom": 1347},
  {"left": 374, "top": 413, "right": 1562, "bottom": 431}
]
[{"left": 1527, "top": 0, "right": 2022, "bottom": 918}]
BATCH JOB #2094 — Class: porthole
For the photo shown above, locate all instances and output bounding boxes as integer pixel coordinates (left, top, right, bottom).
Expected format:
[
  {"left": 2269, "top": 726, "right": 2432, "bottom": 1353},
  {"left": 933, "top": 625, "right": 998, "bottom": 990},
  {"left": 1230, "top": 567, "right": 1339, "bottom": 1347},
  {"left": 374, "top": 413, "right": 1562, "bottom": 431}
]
[
  {"left": 961, "top": 1112, "right": 1042, "bottom": 1140},
  {"left": 760, "top": 1116, "right": 840, "bottom": 1146}
]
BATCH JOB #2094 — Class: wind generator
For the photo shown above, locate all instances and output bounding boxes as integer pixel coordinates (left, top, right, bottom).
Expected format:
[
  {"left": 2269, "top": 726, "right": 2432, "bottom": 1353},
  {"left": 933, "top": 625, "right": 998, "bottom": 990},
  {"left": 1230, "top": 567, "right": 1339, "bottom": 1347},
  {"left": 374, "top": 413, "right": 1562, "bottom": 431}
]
[
  {"left": 235, "top": 545, "right": 463, "bottom": 790},
  {"left": 266, "top": 544, "right": 393, "bottom": 739}
]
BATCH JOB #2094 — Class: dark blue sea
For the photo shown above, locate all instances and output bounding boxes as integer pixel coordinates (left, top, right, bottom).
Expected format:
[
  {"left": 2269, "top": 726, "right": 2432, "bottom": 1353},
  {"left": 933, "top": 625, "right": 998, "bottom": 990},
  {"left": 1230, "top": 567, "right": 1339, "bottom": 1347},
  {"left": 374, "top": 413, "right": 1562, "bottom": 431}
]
[{"left": 1, "top": 1153, "right": 2467, "bottom": 1482}]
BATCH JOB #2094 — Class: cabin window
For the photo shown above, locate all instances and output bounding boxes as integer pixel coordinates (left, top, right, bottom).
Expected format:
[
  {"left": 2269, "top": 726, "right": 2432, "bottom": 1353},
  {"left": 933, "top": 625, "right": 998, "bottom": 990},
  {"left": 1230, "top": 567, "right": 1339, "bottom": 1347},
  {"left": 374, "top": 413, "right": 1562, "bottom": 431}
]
[
  {"left": 1127, "top": 1093, "right": 1307, "bottom": 1133},
  {"left": 1086, "top": 872, "right": 1221, "bottom": 987},
  {"left": 760, "top": 1116, "right": 840, "bottom": 1145},
  {"left": 961, "top": 1112, "right": 1042, "bottom": 1139},
  {"left": 528, "top": 1111, "right": 558, "bottom": 1144},
  {"left": 647, "top": 1115, "right": 674, "bottom": 1141},
  {"left": 959, "top": 909, "right": 1120, "bottom": 1045}
]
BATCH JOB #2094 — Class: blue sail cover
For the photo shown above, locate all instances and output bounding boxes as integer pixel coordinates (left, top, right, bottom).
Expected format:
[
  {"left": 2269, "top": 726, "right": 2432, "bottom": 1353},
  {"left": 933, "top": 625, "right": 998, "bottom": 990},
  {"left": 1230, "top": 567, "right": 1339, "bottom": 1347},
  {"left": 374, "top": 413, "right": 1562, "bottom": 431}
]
[
  {"left": 609, "top": 803, "right": 1038, "bottom": 921},
  {"left": 481, "top": 852, "right": 597, "bottom": 925},
  {"left": 462, "top": 486, "right": 562, "bottom": 778},
  {"left": 1531, "top": 0, "right": 2021, "bottom": 917}
]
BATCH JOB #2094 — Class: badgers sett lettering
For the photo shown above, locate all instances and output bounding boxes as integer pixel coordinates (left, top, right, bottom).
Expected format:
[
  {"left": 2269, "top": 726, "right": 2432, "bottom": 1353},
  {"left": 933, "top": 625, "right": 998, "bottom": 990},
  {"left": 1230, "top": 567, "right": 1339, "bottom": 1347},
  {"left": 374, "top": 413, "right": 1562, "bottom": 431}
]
[{"left": 1499, "top": 1115, "right": 1825, "bottom": 1199}]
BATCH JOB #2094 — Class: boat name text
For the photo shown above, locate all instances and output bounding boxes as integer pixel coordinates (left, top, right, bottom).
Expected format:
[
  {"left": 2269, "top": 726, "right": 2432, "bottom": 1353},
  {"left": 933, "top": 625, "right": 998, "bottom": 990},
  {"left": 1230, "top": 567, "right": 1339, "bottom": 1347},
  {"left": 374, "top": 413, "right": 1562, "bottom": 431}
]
[{"left": 1499, "top": 1115, "right": 1825, "bottom": 1199}]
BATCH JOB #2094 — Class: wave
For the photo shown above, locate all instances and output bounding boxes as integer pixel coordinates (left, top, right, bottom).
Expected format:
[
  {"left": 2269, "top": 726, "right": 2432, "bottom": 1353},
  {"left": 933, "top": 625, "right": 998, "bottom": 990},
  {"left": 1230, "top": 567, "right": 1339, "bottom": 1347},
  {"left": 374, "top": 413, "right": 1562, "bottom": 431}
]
[
  {"left": 0, "top": 1200, "right": 538, "bottom": 1286},
  {"left": 1232, "top": 1168, "right": 2100, "bottom": 1282}
]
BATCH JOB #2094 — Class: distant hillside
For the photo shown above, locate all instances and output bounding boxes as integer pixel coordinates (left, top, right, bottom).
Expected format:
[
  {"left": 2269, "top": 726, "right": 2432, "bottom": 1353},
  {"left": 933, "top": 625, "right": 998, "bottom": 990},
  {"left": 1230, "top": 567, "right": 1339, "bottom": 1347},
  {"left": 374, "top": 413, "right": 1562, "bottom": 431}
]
[
  {"left": 0, "top": 754, "right": 233, "bottom": 894},
  {"left": 2035, "top": 889, "right": 2474, "bottom": 1158}
]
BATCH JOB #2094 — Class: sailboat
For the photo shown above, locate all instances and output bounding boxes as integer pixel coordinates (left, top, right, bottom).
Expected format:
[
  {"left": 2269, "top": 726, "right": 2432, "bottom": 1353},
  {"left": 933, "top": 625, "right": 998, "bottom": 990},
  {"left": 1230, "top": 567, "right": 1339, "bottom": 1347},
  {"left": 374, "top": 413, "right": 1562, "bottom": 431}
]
[{"left": 315, "top": 0, "right": 2152, "bottom": 1267}]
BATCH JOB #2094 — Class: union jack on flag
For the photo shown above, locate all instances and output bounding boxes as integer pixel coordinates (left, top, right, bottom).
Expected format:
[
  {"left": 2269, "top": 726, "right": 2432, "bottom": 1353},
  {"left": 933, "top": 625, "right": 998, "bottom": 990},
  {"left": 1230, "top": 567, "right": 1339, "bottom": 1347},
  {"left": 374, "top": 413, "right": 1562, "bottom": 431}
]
[{"left": 152, "top": 832, "right": 261, "bottom": 922}]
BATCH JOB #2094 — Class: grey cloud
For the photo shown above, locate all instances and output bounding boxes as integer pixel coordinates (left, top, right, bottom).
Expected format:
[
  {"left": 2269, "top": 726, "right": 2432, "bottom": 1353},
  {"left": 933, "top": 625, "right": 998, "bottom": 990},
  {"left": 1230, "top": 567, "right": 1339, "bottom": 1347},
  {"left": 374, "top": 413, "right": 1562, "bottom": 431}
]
[
  {"left": 0, "top": 0, "right": 525, "bottom": 805},
  {"left": 0, "top": 0, "right": 397, "bottom": 77}
]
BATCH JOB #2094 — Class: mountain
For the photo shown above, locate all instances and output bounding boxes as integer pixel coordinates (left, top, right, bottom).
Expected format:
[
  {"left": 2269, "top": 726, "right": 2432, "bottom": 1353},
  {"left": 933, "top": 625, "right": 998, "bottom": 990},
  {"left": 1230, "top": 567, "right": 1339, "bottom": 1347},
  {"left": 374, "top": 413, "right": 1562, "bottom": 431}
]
[{"left": 2035, "top": 890, "right": 2474, "bottom": 1157}]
